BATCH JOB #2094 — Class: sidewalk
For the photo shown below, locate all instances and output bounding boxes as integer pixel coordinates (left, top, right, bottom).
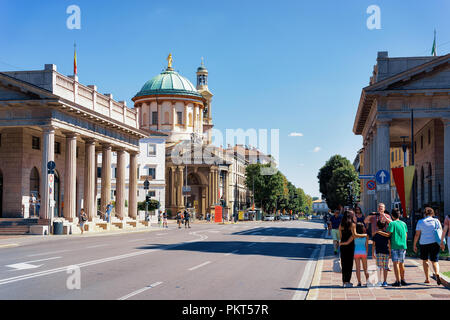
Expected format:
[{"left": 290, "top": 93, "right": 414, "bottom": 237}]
[{"left": 307, "top": 236, "right": 450, "bottom": 300}]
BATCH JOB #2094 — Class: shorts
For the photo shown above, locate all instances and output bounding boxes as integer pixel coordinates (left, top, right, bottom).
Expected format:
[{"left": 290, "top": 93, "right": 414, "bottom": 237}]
[
  {"left": 391, "top": 249, "right": 406, "bottom": 263},
  {"left": 331, "top": 229, "right": 340, "bottom": 241},
  {"left": 354, "top": 254, "right": 367, "bottom": 259},
  {"left": 376, "top": 253, "right": 389, "bottom": 270},
  {"left": 419, "top": 243, "right": 440, "bottom": 262}
]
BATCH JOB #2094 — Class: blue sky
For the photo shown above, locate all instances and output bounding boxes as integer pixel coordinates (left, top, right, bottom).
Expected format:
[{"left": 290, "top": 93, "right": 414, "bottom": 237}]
[{"left": 1, "top": 0, "right": 449, "bottom": 197}]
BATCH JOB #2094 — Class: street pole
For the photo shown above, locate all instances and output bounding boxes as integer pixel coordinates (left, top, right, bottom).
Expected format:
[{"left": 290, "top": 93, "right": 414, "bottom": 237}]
[{"left": 410, "top": 110, "right": 415, "bottom": 237}]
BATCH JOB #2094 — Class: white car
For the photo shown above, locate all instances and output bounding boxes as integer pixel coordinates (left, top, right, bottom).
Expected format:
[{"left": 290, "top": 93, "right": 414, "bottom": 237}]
[{"left": 264, "top": 215, "right": 275, "bottom": 221}]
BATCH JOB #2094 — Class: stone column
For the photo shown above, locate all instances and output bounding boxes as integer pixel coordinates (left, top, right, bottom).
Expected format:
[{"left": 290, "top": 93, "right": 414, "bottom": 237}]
[
  {"left": 63, "top": 133, "right": 78, "bottom": 222},
  {"left": 208, "top": 169, "right": 213, "bottom": 210},
  {"left": 100, "top": 144, "right": 112, "bottom": 213},
  {"left": 376, "top": 120, "right": 391, "bottom": 211},
  {"left": 40, "top": 126, "right": 55, "bottom": 220},
  {"left": 128, "top": 151, "right": 138, "bottom": 219},
  {"left": 443, "top": 119, "right": 450, "bottom": 215},
  {"left": 83, "top": 138, "right": 96, "bottom": 221},
  {"left": 116, "top": 149, "right": 126, "bottom": 219}
]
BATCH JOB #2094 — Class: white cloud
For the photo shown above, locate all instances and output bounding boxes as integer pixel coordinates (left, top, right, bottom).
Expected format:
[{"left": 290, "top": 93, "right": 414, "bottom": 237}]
[
  {"left": 313, "top": 147, "right": 321, "bottom": 152},
  {"left": 289, "top": 132, "right": 303, "bottom": 137}
]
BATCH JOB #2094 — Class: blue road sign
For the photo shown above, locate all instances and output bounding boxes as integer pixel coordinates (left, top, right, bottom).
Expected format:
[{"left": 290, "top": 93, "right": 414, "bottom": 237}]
[
  {"left": 359, "top": 175, "right": 375, "bottom": 179},
  {"left": 375, "top": 170, "right": 390, "bottom": 185},
  {"left": 47, "top": 161, "right": 56, "bottom": 170}
]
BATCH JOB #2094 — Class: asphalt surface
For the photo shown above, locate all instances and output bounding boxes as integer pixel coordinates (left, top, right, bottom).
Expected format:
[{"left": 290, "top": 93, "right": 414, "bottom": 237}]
[{"left": 0, "top": 219, "right": 325, "bottom": 300}]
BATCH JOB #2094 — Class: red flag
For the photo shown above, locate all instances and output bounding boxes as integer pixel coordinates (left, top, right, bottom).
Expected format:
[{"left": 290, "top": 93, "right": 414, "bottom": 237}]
[
  {"left": 74, "top": 44, "right": 77, "bottom": 75},
  {"left": 392, "top": 167, "right": 406, "bottom": 217}
]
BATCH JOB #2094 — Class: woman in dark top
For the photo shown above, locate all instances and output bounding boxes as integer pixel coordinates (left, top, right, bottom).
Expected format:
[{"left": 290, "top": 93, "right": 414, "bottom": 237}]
[
  {"left": 339, "top": 210, "right": 367, "bottom": 287},
  {"left": 354, "top": 206, "right": 365, "bottom": 225}
]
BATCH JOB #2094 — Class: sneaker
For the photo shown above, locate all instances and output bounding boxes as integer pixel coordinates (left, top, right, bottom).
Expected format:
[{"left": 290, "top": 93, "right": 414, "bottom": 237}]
[
  {"left": 344, "top": 283, "right": 353, "bottom": 288},
  {"left": 382, "top": 282, "right": 388, "bottom": 287},
  {"left": 400, "top": 280, "right": 408, "bottom": 286},
  {"left": 391, "top": 281, "right": 401, "bottom": 287},
  {"left": 376, "top": 282, "right": 383, "bottom": 287},
  {"left": 436, "top": 275, "right": 442, "bottom": 285},
  {"left": 357, "top": 283, "right": 362, "bottom": 287}
]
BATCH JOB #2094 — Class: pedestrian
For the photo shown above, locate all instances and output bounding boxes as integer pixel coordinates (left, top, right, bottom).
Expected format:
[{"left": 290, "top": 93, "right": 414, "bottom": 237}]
[
  {"left": 105, "top": 202, "right": 113, "bottom": 223},
  {"left": 176, "top": 211, "right": 182, "bottom": 229},
  {"left": 30, "top": 193, "right": 36, "bottom": 217},
  {"left": 79, "top": 208, "right": 87, "bottom": 234},
  {"left": 206, "top": 212, "right": 210, "bottom": 222},
  {"left": 353, "top": 222, "right": 370, "bottom": 286},
  {"left": 162, "top": 211, "right": 168, "bottom": 228},
  {"left": 36, "top": 194, "right": 41, "bottom": 217},
  {"left": 364, "top": 203, "right": 392, "bottom": 257},
  {"left": 373, "top": 220, "right": 391, "bottom": 287},
  {"left": 184, "top": 210, "right": 191, "bottom": 228},
  {"left": 413, "top": 207, "right": 443, "bottom": 285},
  {"left": 338, "top": 210, "right": 356, "bottom": 287},
  {"left": 383, "top": 208, "right": 408, "bottom": 287},
  {"left": 329, "top": 209, "right": 342, "bottom": 255},
  {"left": 354, "top": 206, "right": 365, "bottom": 226},
  {"left": 440, "top": 214, "right": 450, "bottom": 260},
  {"left": 323, "top": 210, "right": 330, "bottom": 230}
]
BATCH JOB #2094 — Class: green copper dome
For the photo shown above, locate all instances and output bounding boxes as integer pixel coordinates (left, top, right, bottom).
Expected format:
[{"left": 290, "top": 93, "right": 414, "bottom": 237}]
[{"left": 134, "top": 68, "right": 202, "bottom": 99}]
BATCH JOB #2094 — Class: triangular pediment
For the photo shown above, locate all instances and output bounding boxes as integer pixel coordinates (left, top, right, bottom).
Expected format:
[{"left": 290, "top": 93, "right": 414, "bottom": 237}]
[
  {"left": 365, "top": 53, "right": 450, "bottom": 93},
  {"left": 0, "top": 73, "right": 55, "bottom": 101}
]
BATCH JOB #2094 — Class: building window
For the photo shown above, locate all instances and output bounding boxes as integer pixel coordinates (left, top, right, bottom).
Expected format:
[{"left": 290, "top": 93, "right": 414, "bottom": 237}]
[
  {"left": 97, "top": 167, "right": 102, "bottom": 178},
  {"left": 148, "top": 143, "right": 156, "bottom": 156},
  {"left": 76, "top": 146, "right": 79, "bottom": 158},
  {"left": 148, "top": 168, "right": 156, "bottom": 179},
  {"left": 114, "top": 167, "right": 117, "bottom": 178},
  {"left": 391, "top": 152, "right": 394, "bottom": 162},
  {"left": 55, "top": 142, "right": 61, "bottom": 155},
  {"left": 148, "top": 191, "right": 156, "bottom": 197},
  {"left": 152, "top": 112, "right": 158, "bottom": 125},
  {"left": 177, "top": 112, "right": 183, "bottom": 125},
  {"left": 32, "top": 136, "right": 40, "bottom": 150}
]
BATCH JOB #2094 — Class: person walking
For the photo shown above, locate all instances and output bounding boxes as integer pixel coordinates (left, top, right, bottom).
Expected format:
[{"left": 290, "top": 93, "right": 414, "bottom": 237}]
[
  {"left": 338, "top": 210, "right": 356, "bottom": 287},
  {"left": 184, "top": 209, "right": 191, "bottom": 228},
  {"left": 323, "top": 210, "right": 330, "bottom": 230},
  {"left": 105, "top": 202, "right": 113, "bottom": 223},
  {"left": 36, "top": 194, "right": 41, "bottom": 217},
  {"left": 441, "top": 214, "right": 449, "bottom": 260},
  {"left": 387, "top": 208, "right": 408, "bottom": 286},
  {"left": 79, "top": 208, "right": 87, "bottom": 234},
  {"left": 329, "top": 209, "right": 342, "bottom": 255},
  {"left": 373, "top": 220, "right": 391, "bottom": 287},
  {"left": 176, "top": 211, "right": 182, "bottom": 229},
  {"left": 413, "top": 207, "right": 443, "bottom": 285},
  {"left": 162, "top": 211, "right": 168, "bottom": 228}
]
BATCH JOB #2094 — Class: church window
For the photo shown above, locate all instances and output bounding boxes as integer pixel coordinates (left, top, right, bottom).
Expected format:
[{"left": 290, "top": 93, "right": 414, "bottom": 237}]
[
  {"left": 177, "top": 112, "right": 183, "bottom": 125},
  {"left": 32, "top": 136, "right": 40, "bottom": 150},
  {"left": 152, "top": 112, "right": 158, "bottom": 125}
]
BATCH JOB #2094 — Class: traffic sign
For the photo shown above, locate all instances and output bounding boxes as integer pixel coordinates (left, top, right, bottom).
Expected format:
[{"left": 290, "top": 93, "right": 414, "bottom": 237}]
[
  {"left": 47, "top": 161, "right": 56, "bottom": 170},
  {"left": 359, "top": 175, "right": 375, "bottom": 179},
  {"left": 183, "top": 186, "right": 191, "bottom": 193},
  {"left": 376, "top": 170, "right": 390, "bottom": 185},
  {"left": 377, "top": 184, "right": 390, "bottom": 191},
  {"left": 366, "top": 180, "right": 376, "bottom": 190}
]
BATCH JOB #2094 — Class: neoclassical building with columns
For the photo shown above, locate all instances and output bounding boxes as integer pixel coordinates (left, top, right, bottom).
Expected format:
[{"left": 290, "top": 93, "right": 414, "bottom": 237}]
[
  {"left": 353, "top": 51, "right": 450, "bottom": 216},
  {"left": 0, "top": 64, "right": 148, "bottom": 233},
  {"left": 133, "top": 57, "right": 231, "bottom": 217}
]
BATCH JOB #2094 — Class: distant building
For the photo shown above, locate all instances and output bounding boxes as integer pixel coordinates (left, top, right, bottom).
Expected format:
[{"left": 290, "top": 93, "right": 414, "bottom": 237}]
[{"left": 312, "top": 199, "right": 329, "bottom": 214}]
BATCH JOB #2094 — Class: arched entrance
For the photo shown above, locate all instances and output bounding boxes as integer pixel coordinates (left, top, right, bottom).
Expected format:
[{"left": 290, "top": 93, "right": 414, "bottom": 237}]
[
  {"left": 187, "top": 172, "right": 205, "bottom": 215},
  {"left": 29, "top": 167, "right": 40, "bottom": 217},
  {"left": 0, "top": 169, "right": 3, "bottom": 218}
]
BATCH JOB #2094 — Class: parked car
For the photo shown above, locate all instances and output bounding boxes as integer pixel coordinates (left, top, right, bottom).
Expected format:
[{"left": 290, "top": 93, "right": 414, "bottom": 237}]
[
  {"left": 280, "top": 215, "right": 291, "bottom": 221},
  {"left": 264, "top": 215, "right": 275, "bottom": 221}
]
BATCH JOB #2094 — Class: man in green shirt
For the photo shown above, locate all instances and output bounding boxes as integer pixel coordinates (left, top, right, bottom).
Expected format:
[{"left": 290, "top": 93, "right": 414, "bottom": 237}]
[{"left": 385, "top": 208, "right": 408, "bottom": 287}]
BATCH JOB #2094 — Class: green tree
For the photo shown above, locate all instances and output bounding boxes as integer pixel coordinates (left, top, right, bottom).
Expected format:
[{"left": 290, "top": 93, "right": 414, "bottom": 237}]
[{"left": 318, "top": 155, "right": 359, "bottom": 210}]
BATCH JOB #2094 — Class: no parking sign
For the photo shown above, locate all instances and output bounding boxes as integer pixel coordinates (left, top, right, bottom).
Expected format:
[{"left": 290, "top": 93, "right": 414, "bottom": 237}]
[{"left": 366, "top": 180, "right": 376, "bottom": 190}]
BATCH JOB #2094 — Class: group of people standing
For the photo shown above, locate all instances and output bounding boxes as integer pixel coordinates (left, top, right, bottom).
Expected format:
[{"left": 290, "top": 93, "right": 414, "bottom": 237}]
[
  {"left": 176, "top": 210, "right": 191, "bottom": 229},
  {"left": 325, "top": 203, "right": 449, "bottom": 288}
]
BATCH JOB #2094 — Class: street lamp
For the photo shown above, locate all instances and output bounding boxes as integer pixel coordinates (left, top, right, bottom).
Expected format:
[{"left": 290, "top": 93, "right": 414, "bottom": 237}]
[{"left": 400, "top": 136, "right": 408, "bottom": 168}]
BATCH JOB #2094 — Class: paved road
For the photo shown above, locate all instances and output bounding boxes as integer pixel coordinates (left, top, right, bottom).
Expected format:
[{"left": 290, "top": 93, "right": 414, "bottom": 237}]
[{"left": 0, "top": 219, "right": 325, "bottom": 300}]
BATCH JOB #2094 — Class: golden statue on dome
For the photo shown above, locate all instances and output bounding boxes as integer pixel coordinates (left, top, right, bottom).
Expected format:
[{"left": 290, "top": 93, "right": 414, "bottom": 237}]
[{"left": 167, "top": 53, "right": 173, "bottom": 69}]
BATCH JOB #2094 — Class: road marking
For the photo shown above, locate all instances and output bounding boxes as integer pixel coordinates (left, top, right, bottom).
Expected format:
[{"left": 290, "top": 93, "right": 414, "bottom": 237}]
[
  {"left": 188, "top": 261, "right": 211, "bottom": 271},
  {"left": 86, "top": 244, "right": 108, "bottom": 248},
  {"left": 260, "top": 237, "right": 267, "bottom": 241},
  {"left": 292, "top": 248, "right": 320, "bottom": 300},
  {"left": 156, "top": 233, "right": 167, "bottom": 236},
  {"left": 0, "top": 244, "right": 19, "bottom": 249},
  {"left": 0, "top": 236, "right": 207, "bottom": 286},
  {"left": 225, "top": 250, "right": 239, "bottom": 256},
  {"left": 27, "top": 250, "right": 70, "bottom": 257},
  {"left": 6, "top": 257, "right": 61, "bottom": 271},
  {"left": 118, "top": 281, "right": 163, "bottom": 300}
]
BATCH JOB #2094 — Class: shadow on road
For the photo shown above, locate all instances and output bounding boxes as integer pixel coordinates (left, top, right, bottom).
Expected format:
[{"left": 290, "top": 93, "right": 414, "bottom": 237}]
[
  {"left": 136, "top": 240, "right": 321, "bottom": 260},
  {"left": 231, "top": 226, "right": 326, "bottom": 240}
]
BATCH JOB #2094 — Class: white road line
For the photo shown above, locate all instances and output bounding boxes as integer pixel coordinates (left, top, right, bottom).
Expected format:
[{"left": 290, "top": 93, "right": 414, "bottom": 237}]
[
  {"left": 0, "top": 244, "right": 19, "bottom": 249},
  {"left": 25, "top": 257, "right": 61, "bottom": 264},
  {"left": 188, "top": 261, "right": 211, "bottom": 271},
  {"left": 118, "top": 281, "right": 163, "bottom": 300},
  {"left": 6, "top": 257, "right": 61, "bottom": 271},
  {"left": 225, "top": 250, "right": 239, "bottom": 256},
  {"left": 86, "top": 244, "right": 109, "bottom": 248},
  {"left": 292, "top": 248, "right": 320, "bottom": 300},
  {"left": 27, "top": 250, "right": 70, "bottom": 257},
  {"left": 156, "top": 233, "right": 167, "bottom": 236}
]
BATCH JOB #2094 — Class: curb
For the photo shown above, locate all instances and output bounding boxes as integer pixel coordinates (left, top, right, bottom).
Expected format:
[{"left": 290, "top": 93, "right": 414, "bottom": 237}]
[{"left": 306, "top": 232, "right": 332, "bottom": 300}]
